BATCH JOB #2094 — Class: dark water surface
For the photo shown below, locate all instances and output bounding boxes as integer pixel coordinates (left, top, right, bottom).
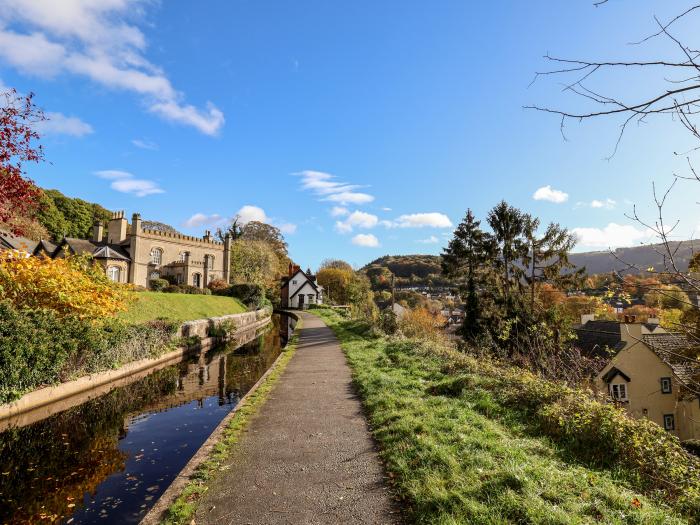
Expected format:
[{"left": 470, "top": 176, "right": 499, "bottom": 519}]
[{"left": 0, "top": 313, "right": 295, "bottom": 524}]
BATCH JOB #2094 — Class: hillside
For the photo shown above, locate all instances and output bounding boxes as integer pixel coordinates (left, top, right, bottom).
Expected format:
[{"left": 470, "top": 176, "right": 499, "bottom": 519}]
[{"left": 363, "top": 242, "right": 699, "bottom": 285}]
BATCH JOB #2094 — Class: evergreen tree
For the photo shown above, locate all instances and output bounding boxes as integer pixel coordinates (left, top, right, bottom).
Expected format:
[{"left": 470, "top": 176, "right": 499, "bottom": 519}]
[
  {"left": 441, "top": 209, "right": 491, "bottom": 339},
  {"left": 486, "top": 201, "right": 526, "bottom": 306}
]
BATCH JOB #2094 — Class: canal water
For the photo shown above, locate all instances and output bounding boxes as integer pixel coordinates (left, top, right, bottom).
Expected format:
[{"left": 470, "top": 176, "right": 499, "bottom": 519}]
[{"left": 0, "top": 313, "right": 296, "bottom": 525}]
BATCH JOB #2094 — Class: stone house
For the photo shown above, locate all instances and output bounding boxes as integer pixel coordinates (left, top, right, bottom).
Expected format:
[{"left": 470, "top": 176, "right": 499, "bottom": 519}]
[
  {"left": 578, "top": 317, "right": 700, "bottom": 440},
  {"left": 280, "top": 263, "right": 323, "bottom": 309},
  {"left": 2, "top": 211, "right": 231, "bottom": 289}
]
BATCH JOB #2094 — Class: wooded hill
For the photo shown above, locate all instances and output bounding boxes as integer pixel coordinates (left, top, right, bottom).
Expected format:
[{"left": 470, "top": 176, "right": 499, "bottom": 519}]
[{"left": 362, "top": 242, "right": 699, "bottom": 288}]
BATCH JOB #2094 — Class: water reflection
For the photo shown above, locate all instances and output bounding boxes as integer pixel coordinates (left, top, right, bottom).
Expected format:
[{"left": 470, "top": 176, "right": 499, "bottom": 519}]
[{"left": 0, "top": 314, "right": 290, "bottom": 524}]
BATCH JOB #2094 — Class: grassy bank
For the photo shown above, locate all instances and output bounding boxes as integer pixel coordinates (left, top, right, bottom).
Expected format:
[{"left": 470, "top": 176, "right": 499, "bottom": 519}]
[
  {"left": 160, "top": 318, "right": 302, "bottom": 525},
  {"left": 314, "top": 308, "right": 697, "bottom": 524},
  {"left": 119, "top": 292, "right": 246, "bottom": 324}
]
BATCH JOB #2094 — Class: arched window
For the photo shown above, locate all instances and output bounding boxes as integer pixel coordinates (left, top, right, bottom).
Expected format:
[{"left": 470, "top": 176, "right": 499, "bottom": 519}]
[
  {"left": 150, "top": 248, "right": 163, "bottom": 265},
  {"left": 193, "top": 273, "right": 202, "bottom": 288},
  {"left": 107, "top": 266, "right": 121, "bottom": 282},
  {"left": 207, "top": 254, "right": 214, "bottom": 269}
]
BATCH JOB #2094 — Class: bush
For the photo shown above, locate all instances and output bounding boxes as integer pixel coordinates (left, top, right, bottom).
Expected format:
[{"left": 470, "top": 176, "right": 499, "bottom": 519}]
[
  {"left": 398, "top": 307, "right": 446, "bottom": 341},
  {"left": 683, "top": 439, "right": 700, "bottom": 456},
  {"left": 222, "top": 283, "right": 265, "bottom": 308},
  {"left": 0, "top": 251, "right": 130, "bottom": 319},
  {"left": 207, "top": 279, "right": 229, "bottom": 294},
  {"left": 162, "top": 284, "right": 211, "bottom": 295},
  {"left": 149, "top": 278, "right": 170, "bottom": 292}
]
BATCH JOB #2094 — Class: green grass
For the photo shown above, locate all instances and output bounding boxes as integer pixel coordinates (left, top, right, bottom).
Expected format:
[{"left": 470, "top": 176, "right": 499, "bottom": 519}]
[
  {"left": 161, "top": 319, "right": 302, "bottom": 525},
  {"left": 118, "top": 292, "right": 246, "bottom": 324},
  {"left": 314, "top": 309, "right": 690, "bottom": 525}
]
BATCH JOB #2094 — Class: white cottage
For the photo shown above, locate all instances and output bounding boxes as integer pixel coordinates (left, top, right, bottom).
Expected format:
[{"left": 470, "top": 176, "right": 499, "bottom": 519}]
[{"left": 281, "top": 263, "right": 323, "bottom": 309}]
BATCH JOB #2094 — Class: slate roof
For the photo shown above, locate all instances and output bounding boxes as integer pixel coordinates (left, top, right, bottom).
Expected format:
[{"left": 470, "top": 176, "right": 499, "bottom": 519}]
[
  {"left": 574, "top": 321, "right": 625, "bottom": 358},
  {"left": 35, "top": 239, "right": 57, "bottom": 255},
  {"left": 0, "top": 231, "right": 38, "bottom": 253},
  {"left": 601, "top": 366, "right": 631, "bottom": 383},
  {"left": 642, "top": 333, "right": 700, "bottom": 386},
  {"left": 60, "top": 238, "right": 132, "bottom": 261}
]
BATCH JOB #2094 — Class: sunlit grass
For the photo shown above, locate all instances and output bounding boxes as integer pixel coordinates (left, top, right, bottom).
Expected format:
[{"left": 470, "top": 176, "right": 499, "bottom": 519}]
[{"left": 118, "top": 292, "right": 246, "bottom": 324}]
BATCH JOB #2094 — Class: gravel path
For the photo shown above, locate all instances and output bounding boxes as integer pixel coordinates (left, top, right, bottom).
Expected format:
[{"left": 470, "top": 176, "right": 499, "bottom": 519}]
[{"left": 194, "top": 311, "right": 399, "bottom": 525}]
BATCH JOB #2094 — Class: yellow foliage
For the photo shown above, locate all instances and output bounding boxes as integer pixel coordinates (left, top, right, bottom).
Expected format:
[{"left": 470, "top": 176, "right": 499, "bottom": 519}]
[
  {"left": 0, "top": 251, "right": 130, "bottom": 319},
  {"left": 399, "top": 307, "right": 446, "bottom": 341}
]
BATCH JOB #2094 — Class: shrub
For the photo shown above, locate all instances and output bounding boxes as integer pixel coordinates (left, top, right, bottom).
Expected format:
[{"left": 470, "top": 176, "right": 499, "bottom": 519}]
[
  {"left": 149, "top": 278, "right": 170, "bottom": 292},
  {"left": 0, "top": 251, "right": 130, "bottom": 319},
  {"left": 224, "top": 283, "right": 265, "bottom": 308},
  {"left": 379, "top": 308, "right": 398, "bottom": 334},
  {"left": 399, "top": 307, "right": 446, "bottom": 341},
  {"left": 162, "top": 284, "right": 211, "bottom": 295},
  {"left": 207, "top": 279, "right": 229, "bottom": 294}
]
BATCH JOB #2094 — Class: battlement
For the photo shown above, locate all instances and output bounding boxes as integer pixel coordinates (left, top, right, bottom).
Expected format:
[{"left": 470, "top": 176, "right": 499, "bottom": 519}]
[{"left": 140, "top": 228, "right": 225, "bottom": 247}]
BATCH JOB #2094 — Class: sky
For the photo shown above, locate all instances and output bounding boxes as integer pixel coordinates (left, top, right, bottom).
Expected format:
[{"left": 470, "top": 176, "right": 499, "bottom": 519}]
[{"left": 1, "top": 0, "right": 700, "bottom": 269}]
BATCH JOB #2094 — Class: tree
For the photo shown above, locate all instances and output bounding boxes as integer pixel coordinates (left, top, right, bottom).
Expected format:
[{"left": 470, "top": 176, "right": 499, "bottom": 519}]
[
  {"left": 522, "top": 217, "right": 583, "bottom": 313},
  {"left": 0, "top": 88, "right": 46, "bottom": 236},
  {"left": 229, "top": 239, "right": 280, "bottom": 292},
  {"left": 487, "top": 201, "right": 526, "bottom": 304},
  {"left": 240, "top": 221, "right": 288, "bottom": 257},
  {"left": 215, "top": 216, "right": 243, "bottom": 242},
  {"left": 319, "top": 259, "right": 353, "bottom": 272},
  {"left": 317, "top": 267, "right": 352, "bottom": 304},
  {"left": 142, "top": 221, "right": 180, "bottom": 235},
  {"left": 441, "top": 209, "right": 491, "bottom": 339}
]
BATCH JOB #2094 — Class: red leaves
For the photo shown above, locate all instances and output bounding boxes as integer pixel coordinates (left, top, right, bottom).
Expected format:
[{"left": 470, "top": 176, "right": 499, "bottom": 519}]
[{"left": 0, "top": 88, "right": 46, "bottom": 235}]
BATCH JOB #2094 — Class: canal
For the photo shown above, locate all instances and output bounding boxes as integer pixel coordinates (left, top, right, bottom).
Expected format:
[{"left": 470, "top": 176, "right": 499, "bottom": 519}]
[{"left": 0, "top": 313, "right": 295, "bottom": 524}]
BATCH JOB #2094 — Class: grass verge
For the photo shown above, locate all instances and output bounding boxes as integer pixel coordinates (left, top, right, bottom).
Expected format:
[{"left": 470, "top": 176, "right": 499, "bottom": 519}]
[
  {"left": 159, "top": 316, "right": 301, "bottom": 525},
  {"left": 119, "top": 292, "right": 246, "bottom": 324},
  {"left": 314, "top": 308, "right": 694, "bottom": 525}
]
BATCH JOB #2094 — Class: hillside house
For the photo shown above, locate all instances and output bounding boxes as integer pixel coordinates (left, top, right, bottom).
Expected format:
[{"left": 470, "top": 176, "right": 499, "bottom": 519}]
[
  {"left": 579, "top": 317, "right": 700, "bottom": 440},
  {"left": 281, "top": 264, "right": 323, "bottom": 309},
  {"left": 1, "top": 211, "right": 231, "bottom": 289}
]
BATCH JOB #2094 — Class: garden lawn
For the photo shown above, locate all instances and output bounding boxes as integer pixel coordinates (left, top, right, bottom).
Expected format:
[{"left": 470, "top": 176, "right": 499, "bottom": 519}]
[
  {"left": 119, "top": 292, "right": 246, "bottom": 324},
  {"left": 314, "top": 308, "right": 691, "bottom": 525}
]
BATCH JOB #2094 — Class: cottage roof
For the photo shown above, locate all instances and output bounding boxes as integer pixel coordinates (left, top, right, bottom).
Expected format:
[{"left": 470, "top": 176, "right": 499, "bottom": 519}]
[
  {"left": 61, "top": 238, "right": 132, "bottom": 261},
  {"left": 35, "top": 239, "right": 58, "bottom": 255},
  {"left": 0, "top": 231, "right": 38, "bottom": 253},
  {"left": 601, "top": 366, "right": 632, "bottom": 383},
  {"left": 574, "top": 321, "right": 625, "bottom": 358},
  {"left": 642, "top": 333, "right": 700, "bottom": 386}
]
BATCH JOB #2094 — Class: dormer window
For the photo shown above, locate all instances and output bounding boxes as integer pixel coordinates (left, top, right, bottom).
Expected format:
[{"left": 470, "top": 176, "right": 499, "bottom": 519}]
[
  {"left": 610, "top": 383, "right": 628, "bottom": 402},
  {"left": 150, "top": 248, "right": 163, "bottom": 265},
  {"left": 661, "top": 377, "right": 672, "bottom": 394}
]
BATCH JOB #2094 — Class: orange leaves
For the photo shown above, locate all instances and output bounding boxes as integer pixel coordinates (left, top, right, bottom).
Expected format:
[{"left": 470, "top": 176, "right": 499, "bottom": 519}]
[{"left": 0, "top": 250, "right": 130, "bottom": 319}]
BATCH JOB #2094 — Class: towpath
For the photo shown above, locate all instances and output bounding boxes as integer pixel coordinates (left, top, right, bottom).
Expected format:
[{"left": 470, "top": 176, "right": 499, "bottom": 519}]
[{"left": 194, "top": 311, "right": 399, "bottom": 524}]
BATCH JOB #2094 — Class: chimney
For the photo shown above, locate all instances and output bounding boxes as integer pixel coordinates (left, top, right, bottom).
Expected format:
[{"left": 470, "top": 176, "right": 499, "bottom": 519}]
[
  {"left": 131, "top": 212, "right": 142, "bottom": 235},
  {"left": 107, "top": 210, "right": 128, "bottom": 244},
  {"left": 289, "top": 262, "right": 294, "bottom": 277},
  {"left": 203, "top": 230, "right": 213, "bottom": 242},
  {"left": 620, "top": 321, "right": 643, "bottom": 344},
  {"left": 92, "top": 220, "right": 104, "bottom": 243}
]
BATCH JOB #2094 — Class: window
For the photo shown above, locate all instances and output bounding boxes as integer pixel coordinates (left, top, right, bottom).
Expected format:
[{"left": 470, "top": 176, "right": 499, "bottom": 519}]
[
  {"left": 663, "top": 414, "right": 675, "bottom": 431},
  {"left": 207, "top": 255, "right": 214, "bottom": 269},
  {"left": 292, "top": 280, "right": 297, "bottom": 285},
  {"left": 107, "top": 266, "right": 120, "bottom": 282},
  {"left": 179, "top": 251, "right": 187, "bottom": 262},
  {"left": 149, "top": 271, "right": 160, "bottom": 280},
  {"left": 176, "top": 274, "right": 183, "bottom": 284},
  {"left": 610, "top": 383, "right": 628, "bottom": 402},
  {"left": 193, "top": 273, "right": 202, "bottom": 288},
  {"left": 150, "top": 248, "right": 163, "bottom": 265},
  {"left": 661, "top": 377, "right": 672, "bottom": 394}
]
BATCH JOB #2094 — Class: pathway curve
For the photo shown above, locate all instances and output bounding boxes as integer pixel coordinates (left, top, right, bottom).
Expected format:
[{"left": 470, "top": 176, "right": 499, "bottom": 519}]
[{"left": 194, "top": 311, "right": 399, "bottom": 525}]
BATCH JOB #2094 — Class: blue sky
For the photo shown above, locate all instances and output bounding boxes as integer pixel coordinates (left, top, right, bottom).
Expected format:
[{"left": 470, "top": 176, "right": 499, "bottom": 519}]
[{"left": 1, "top": 1, "right": 699, "bottom": 269}]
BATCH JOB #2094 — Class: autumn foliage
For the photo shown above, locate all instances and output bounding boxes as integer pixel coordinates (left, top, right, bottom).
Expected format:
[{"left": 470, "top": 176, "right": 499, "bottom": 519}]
[
  {"left": 0, "top": 88, "right": 45, "bottom": 235},
  {"left": 0, "top": 251, "right": 130, "bottom": 319}
]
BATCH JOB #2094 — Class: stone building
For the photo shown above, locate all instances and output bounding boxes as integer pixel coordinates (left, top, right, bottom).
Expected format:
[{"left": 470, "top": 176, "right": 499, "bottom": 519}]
[{"left": 4, "top": 211, "right": 232, "bottom": 289}]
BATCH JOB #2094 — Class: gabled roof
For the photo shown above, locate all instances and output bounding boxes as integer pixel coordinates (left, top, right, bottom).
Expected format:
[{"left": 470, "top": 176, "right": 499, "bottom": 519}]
[
  {"left": 289, "top": 278, "right": 320, "bottom": 300},
  {"left": 34, "top": 239, "right": 58, "bottom": 256},
  {"left": 602, "top": 366, "right": 631, "bottom": 383},
  {"left": 285, "top": 268, "right": 320, "bottom": 299},
  {"left": 574, "top": 321, "right": 624, "bottom": 358},
  {"left": 642, "top": 333, "right": 700, "bottom": 386},
  {"left": 0, "top": 231, "right": 38, "bottom": 253},
  {"left": 58, "top": 238, "right": 132, "bottom": 261},
  {"left": 92, "top": 244, "right": 130, "bottom": 261}
]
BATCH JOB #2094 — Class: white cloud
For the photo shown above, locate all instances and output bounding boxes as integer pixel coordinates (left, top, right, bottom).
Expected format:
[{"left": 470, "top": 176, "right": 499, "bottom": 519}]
[
  {"left": 297, "top": 170, "right": 374, "bottom": 205},
  {"left": 381, "top": 207, "right": 392, "bottom": 212},
  {"left": 278, "top": 222, "right": 297, "bottom": 234},
  {"left": 533, "top": 185, "right": 569, "bottom": 204},
  {"left": 384, "top": 212, "right": 453, "bottom": 229},
  {"left": 330, "top": 206, "right": 349, "bottom": 217},
  {"left": 94, "top": 169, "right": 163, "bottom": 197},
  {"left": 335, "top": 210, "right": 379, "bottom": 233},
  {"left": 416, "top": 235, "right": 439, "bottom": 244},
  {"left": 182, "top": 213, "right": 226, "bottom": 228},
  {"left": 572, "top": 222, "right": 655, "bottom": 249},
  {"left": 236, "top": 205, "right": 268, "bottom": 224},
  {"left": 34, "top": 111, "right": 93, "bottom": 136},
  {"left": 131, "top": 138, "right": 158, "bottom": 150},
  {"left": 590, "top": 198, "right": 616, "bottom": 209},
  {"left": 0, "top": 1, "right": 224, "bottom": 135},
  {"left": 352, "top": 233, "right": 379, "bottom": 247}
]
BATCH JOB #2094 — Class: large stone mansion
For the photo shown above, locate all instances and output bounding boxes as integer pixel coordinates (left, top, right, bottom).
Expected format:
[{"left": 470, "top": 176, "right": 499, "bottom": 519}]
[{"left": 1, "top": 211, "right": 231, "bottom": 288}]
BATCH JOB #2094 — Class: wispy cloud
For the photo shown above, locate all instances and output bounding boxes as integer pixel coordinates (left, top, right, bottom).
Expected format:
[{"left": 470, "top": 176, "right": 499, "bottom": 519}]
[
  {"left": 572, "top": 222, "right": 654, "bottom": 249},
  {"left": 416, "top": 235, "right": 439, "bottom": 244},
  {"left": 35, "top": 111, "right": 93, "bottom": 136},
  {"left": 352, "top": 233, "right": 379, "bottom": 247},
  {"left": 330, "top": 206, "right": 349, "bottom": 217},
  {"left": 533, "top": 185, "right": 569, "bottom": 204},
  {"left": 297, "top": 170, "right": 375, "bottom": 206},
  {"left": 131, "top": 138, "right": 158, "bottom": 150},
  {"left": 383, "top": 212, "right": 452, "bottom": 229},
  {"left": 182, "top": 213, "right": 226, "bottom": 228},
  {"left": 0, "top": 1, "right": 224, "bottom": 135},
  {"left": 335, "top": 210, "right": 379, "bottom": 234},
  {"left": 95, "top": 169, "right": 164, "bottom": 197},
  {"left": 182, "top": 205, "right": 297, "bottom": 234}
]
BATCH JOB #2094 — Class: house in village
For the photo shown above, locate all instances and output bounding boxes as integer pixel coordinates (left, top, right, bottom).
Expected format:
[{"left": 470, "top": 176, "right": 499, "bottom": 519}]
[
  {"left": 576, "top": 316, "right": 700, "bottom": 440},
  {"left": 280, "top": 263, "right": 323, "bottom": 309},
  {"left": 1, "top": 211, "right": 231, "bottom": 289}
]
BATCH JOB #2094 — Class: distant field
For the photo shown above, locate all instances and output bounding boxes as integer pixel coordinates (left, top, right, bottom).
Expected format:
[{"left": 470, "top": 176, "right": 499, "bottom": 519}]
[{"left": 119, "top": 292, "right": 246, "bottom": 324}]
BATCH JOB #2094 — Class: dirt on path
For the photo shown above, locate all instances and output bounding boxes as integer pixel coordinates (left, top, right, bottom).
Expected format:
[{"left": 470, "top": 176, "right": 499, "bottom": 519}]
[{"left": 193, "top": 311, "right": 400, "bottom": 525}]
